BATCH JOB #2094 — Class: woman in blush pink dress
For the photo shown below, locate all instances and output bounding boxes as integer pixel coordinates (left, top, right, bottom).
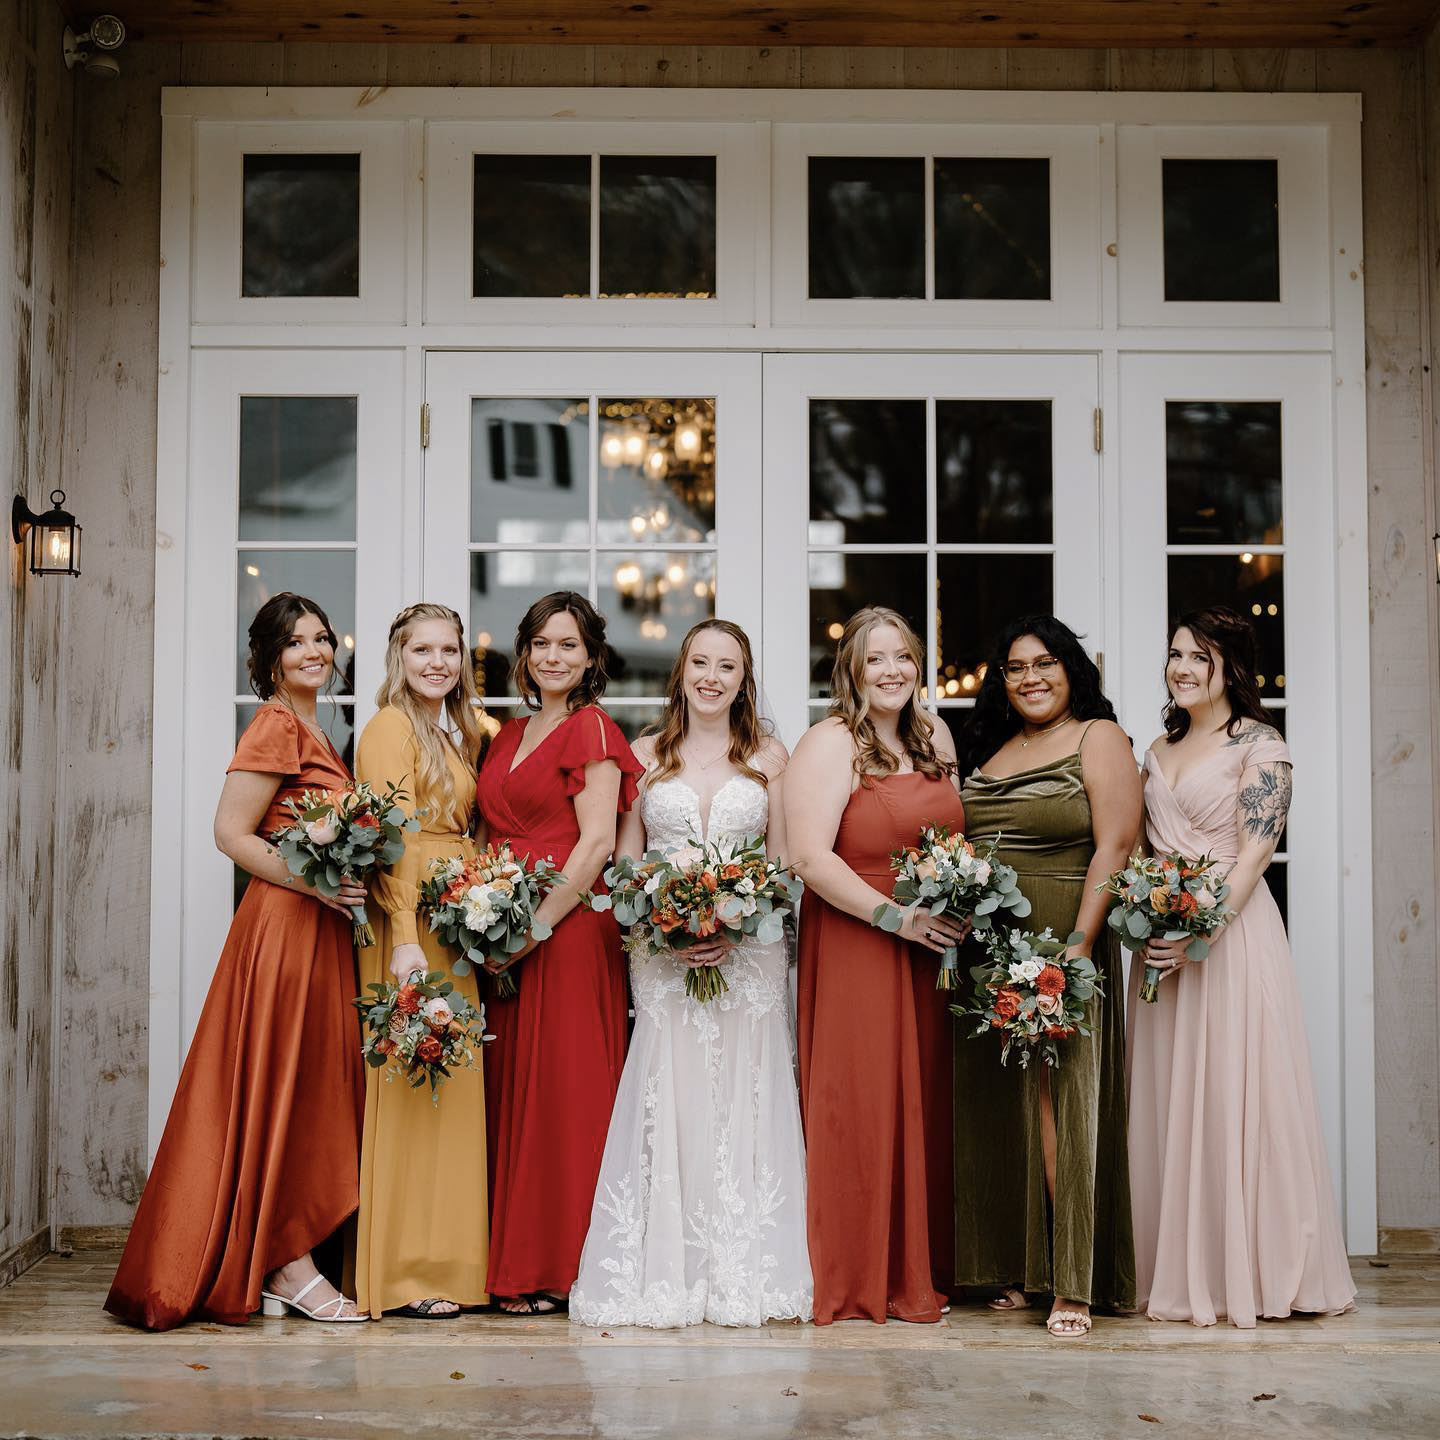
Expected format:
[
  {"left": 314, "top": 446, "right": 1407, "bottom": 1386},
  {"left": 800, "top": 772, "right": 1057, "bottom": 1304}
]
[{"left": 1128, "top": 606, "right": 1355, "bottom": 1329}]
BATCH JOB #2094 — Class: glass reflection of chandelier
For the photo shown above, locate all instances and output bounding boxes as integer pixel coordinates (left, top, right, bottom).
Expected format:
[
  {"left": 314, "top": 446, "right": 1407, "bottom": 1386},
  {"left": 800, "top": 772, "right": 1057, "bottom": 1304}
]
[{"left": 599, "top": 398, "right": 716, "bottom": 541}]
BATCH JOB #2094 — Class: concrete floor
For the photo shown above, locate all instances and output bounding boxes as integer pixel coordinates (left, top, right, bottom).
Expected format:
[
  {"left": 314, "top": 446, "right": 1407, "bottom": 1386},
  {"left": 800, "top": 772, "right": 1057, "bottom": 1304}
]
[{"left": 0, "top": 1252, "right": 1435, "bottom": 1439}]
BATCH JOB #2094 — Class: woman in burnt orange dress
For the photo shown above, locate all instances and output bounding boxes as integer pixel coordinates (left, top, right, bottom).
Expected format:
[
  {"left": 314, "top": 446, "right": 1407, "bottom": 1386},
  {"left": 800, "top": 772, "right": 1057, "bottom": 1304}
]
[
  {"left": 105, "top": 593, "right": 366, "bottom": 1330},
  {"left": 787, "top": 606, "right": 969, "bottom": 1324}
]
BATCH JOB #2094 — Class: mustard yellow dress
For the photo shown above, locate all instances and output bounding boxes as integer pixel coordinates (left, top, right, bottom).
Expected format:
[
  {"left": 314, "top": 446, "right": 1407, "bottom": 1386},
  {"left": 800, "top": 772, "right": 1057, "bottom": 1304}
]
[{"left": 351, "top": 705, "right": 489, "bottom": 1316}]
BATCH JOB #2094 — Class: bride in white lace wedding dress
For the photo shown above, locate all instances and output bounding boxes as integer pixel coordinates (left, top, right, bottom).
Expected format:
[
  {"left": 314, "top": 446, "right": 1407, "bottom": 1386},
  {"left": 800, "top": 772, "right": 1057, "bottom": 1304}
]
[{"left": 570, "top": 622, "right": 813, "bottom": 1328}]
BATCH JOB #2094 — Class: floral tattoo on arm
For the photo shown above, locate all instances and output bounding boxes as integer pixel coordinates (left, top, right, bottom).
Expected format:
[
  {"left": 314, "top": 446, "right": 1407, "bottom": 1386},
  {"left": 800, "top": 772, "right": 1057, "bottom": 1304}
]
[
  {"left": 1223, "top": 719, "right": 1282, "bottom": 748},
  {"left": 1238, "top": 764, "right": 1292, "bottom": 842}
]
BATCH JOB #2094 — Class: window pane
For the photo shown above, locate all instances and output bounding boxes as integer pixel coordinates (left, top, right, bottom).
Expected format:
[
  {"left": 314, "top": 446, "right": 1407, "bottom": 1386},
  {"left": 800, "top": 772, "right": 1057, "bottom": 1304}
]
[
  {"left": 809, "top": 399, "right": 926, "bottom": 545},
  {"left": 599, "top": 155, "right": 716, "bottom": 299},
  {"left": 469, "top": 550, "right": 589, "bottom": 700},
  {"left": 600, "top": 551, "right": 716, "bottom": 696},
  {"left": 604, "top": 704, "right": 667, "bottom": 743},
  {"left": 809, "top": 157, "right": 925, "bottom": 300},
  {"left": 937, "top": 554, "right": 1054, "bottom": 699},
  {"left": 1167, "top": 553, "right": 1285, "bottom": 697},
  {"left": 473, "top": 154, "right": 590, "bottom": 298},
  {"left": 471, "top": 398, "right": 589, "bottom": 544},
  {"left": 937, "top": 400, "right": 1052, "bottom": 544},
  {"left": 236, "top": 550, "right": 356, "bottom": 695},
  {"left": 239, "top": 396, "right": 357, "bottom": 542},
  {"left": 1163, "top": 159, "right": 1280, "bottom": 303},
  {"left": 598, "top": 398, "right": 715, "bottom": 544},
  {"left": 808, "top": 552, "right": 928, "bottom": 699},
  {"left": 242, "top": 154, "right": 360, "bottom": 299},
  {"left": 934, "top": 157, "right": 1050, "bottom": 301},
  {"left": 1166, "top": 401, "right": 1282, "bottom": 546}
]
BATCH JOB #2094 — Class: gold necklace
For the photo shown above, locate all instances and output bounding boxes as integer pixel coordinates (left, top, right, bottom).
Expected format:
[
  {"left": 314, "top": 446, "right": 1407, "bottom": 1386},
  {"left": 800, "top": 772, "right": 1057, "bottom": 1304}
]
[
  {"left": 1019, "top": 712, "right": 1074, "bottom": 748},
  {"left": 683, "top": 741, "right": 731, "bottom": 770}
]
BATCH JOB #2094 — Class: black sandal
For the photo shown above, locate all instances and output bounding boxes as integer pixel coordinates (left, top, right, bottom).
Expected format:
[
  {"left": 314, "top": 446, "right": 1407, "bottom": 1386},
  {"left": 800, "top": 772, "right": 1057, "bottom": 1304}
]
[
  {"left": 533, "top": 1291, "right": 568, "bottom": 1315},
  {"left": 396, "top": 1297, "right": 460, "bottom": 1319}
]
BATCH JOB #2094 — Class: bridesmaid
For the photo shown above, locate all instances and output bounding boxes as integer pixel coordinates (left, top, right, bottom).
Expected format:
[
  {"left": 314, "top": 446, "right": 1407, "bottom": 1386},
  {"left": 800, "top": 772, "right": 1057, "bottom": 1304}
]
[
  {"left": 351, "top": 604, "right": 491, "bottom": 1319},
  {"left": 953, "top": 615, "right": 1139, "bottom": 1338},
  {"left": 106, "top": 594, "right": 366, "bottom": 1328},
  {"left": 476, "top": 590, "right": 643, "bottom": 1315},
  {"left": 787, "top": 605, "right": 968, "bottom": 1325},
  {"left": 1128, "top": 606, "right": 1356, "bottom": 1327}
]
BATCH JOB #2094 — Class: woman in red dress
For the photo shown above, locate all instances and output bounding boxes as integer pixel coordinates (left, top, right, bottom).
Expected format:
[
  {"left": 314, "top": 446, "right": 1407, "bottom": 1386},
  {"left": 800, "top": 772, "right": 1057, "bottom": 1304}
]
[
  {"left": 787, "top": 606, "right": 969, "bottom": 1324},
  {"left": 476, "top": 590, "right": 642, "bottom": 1314},
  {"left": 106, "top": 594, "right": 367, "bottom": 1329}
]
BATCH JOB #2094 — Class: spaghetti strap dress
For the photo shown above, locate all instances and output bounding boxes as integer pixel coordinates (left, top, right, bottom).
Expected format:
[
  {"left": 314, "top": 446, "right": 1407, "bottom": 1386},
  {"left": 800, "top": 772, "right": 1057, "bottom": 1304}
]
[
  {"left": 475, "top": 705, "right": 643, "bottom": 1298},
  {"left": 105, "top": 704, "right": 364, "bottom": 1330},
  {"left": 797, "top": 770, "right": 963, "bottom": 1324}
]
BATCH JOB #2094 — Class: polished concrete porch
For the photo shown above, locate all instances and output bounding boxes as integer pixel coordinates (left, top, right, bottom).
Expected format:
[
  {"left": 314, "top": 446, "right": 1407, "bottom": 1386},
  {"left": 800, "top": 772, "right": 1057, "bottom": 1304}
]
[{"left": 0, "top": 1251, "right": 1435, "bottom": 1439}]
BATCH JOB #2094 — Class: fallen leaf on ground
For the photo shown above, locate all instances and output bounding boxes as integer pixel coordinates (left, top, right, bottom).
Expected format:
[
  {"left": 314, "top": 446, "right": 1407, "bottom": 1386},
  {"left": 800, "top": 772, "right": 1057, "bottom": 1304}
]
[
  {"left": 1367, "top": 1259, "right": 1389, "bottom": 1268},
  {"left": 184, "top": 1363, "right": 209, "bottom": 1371},
  {"left": 600, "top": 1330, "right": 613, "bottom": 1338},
  {"left": 449, "top": 1372, "right": 465, "bottom": 1381},
  {"left": 1253, "top": 1394, "right": 1276, "bottom": 1402},
  {"left": 782, "top": 1388, "right": 798, "bottom": 1397},
  {"left": 1137, "top": 1415, "right": 1161, "bottom": 1424}
]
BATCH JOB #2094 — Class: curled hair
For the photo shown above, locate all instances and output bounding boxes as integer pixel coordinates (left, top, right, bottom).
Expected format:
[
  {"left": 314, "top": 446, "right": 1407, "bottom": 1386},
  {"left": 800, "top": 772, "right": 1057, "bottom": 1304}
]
[
  {"left": 246, "top": 591, "right": 338, "bottom": 702},
  {"left": 376, "top": 603, "right": 488, "bottom": 831},
  {"left": 957, "top": 614, "right": 1117, "bottom": 778},
  {"left": 1162, "top": 605, "right": 1271, "bottom": 742},
  {"left": 828, "top": 606, "right": 950, "bottom": 781},
  {"left": 645, "top": 620, "right": 773, "bottom": 787},
  {"left": 510, "top": 590, "right": 611, "bottom": 712}
]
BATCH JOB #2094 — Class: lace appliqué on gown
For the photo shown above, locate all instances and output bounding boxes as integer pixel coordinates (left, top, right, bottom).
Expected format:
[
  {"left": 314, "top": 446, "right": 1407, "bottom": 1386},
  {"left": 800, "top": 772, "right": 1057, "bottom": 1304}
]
[{"left": 570, "top": 776, "right": 813, "bottom": 1328}]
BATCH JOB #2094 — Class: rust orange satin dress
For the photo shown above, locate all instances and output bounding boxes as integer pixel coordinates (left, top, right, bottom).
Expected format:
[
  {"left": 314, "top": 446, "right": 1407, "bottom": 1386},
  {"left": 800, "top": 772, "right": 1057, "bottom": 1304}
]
[
  {"left": 797, "top": 770, "right": 963, "bottom": 1324},
  {"left": 475, "top": 706, "right": 642, "bottom": 1298},
  {"left": 105, "top": 704, "right": 364, "bottom": 1330}
]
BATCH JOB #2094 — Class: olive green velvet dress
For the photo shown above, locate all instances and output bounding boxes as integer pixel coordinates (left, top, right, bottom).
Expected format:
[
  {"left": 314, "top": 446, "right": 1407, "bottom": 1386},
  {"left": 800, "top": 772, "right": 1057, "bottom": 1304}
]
[{"left": 953, "top": 746, "right": 1135, "bottom": 1311}]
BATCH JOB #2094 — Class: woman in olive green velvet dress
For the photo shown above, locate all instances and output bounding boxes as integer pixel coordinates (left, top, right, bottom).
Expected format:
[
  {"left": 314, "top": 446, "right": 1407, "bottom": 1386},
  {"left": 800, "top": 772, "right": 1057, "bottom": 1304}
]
[{"left": 953, "top": 616, "right": 1140, "bottom": 1337}]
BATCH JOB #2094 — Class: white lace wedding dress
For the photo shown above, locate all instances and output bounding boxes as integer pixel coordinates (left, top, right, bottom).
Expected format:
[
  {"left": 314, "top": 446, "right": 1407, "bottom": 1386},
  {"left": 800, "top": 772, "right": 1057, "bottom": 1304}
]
[{"left": 569, "top": 775, "right": 813, "bottom": 1328}]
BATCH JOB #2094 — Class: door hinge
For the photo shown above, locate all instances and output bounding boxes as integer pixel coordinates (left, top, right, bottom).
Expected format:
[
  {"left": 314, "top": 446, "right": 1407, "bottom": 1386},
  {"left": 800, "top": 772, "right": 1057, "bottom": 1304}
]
[
  {"left": 1093, "top": 407, "right": 1103, "bottom": 453},
  {"left": 420, "top": 402, "right": 431, "bottom": 449}
]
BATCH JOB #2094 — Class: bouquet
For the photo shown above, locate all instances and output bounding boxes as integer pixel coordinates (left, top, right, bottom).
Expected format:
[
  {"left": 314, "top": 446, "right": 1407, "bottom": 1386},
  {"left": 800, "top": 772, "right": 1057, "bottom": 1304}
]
[
  {"left": 271, "top": 779, "right": 419, "bottom": 946},
  {"left": 354, "top": 969, "right": 489, "bottom": 1104},
  {"left": 419, "top": 843, "right": 564, "bottom": 999},
  {"left": 1100, "top": 852, "right": 1232, "bottom": 1003},
  {"left": 872, "top": 825, "right": 1031, "bottom": 989},
  {"left": 590, "top": 836, "right": 802, "bottom": 1002},
  {"left": 953, "top": 926, "right": 1100, "bottom": 1069}
]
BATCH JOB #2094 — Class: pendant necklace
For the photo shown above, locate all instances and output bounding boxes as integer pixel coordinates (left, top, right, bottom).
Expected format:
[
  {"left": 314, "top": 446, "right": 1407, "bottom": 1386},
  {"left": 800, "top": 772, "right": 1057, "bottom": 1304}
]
[
  {"left": 684, "top": 741, "right": 731, "bottom": 771},
  {"left": 1020, "top": 712, "right": 1075, "bottom": 748}
]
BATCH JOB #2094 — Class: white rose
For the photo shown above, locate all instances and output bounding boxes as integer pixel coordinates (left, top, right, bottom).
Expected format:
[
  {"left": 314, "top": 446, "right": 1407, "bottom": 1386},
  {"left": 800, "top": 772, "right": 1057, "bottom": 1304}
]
[
  {"left": 462, "top": 901, "right": 494, "bottom": 932},
  {"left": 741, "top": 896, "right": 758, "bottom": 917},
  {"left": 304, "top": 814, "right": 341, "bottom": 846},
  {"left": 502, "top": 862, "right": 524, "bottom": 879},
  {"left": 422, "top": 997, "right": 453, "bottom": 1027},
  {"left": 973, "top": 861, "right": 992, "bottom": 886},
  {"left": 670, "top": 844, "right": 703, "bottom": 870},
  {"left": 1035, "top": 992, "right": 1061, "bottom": 1016},
  {"left": 1009, "top": 958, "right": 1043, "bottom": 983},
  {"left": 735, "top": 877, "right": 755, "bottom": 896},
  {"left": 644, "top": 872, "right": 665, "bottom": 895},
  {"left": 1195, "top": 887, "right": 1218, "bottom": 910}
]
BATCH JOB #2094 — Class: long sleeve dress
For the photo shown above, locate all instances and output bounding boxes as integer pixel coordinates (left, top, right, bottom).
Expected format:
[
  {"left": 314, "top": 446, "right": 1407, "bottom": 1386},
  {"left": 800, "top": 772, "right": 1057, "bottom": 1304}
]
[
  {"left": 350, "top": 705, "right": 489, "bottom": 1317},
  {"left": 106, "top": 704, "right": 364, "bottom": 1330},
  {"left": 475, "top": 705, "right": 643, "bottom": 1299}
]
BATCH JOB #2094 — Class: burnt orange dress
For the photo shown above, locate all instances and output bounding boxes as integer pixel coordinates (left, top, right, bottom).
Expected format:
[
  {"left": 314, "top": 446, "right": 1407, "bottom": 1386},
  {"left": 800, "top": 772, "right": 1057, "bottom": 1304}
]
[
  {"left": 105, "top": 704, "right": 364, "bottom": 1330},
  {"left": 797, "top": 771, "right": 963, "bottom": 1324}
]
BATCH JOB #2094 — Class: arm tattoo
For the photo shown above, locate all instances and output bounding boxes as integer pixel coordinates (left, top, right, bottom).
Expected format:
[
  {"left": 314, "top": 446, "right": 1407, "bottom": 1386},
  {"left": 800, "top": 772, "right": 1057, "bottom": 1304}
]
[
  {"left": 1238, "top": 763, "right": 1292, "bottom": 842},
  {"left": 1223, "top": 719, "right": 1282, "bottom": 748}
]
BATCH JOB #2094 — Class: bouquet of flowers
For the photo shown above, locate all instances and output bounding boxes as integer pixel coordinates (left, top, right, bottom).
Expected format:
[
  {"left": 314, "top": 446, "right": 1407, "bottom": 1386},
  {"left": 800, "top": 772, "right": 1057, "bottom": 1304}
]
[
  {"left": 952, "top": 926, "right": 1099, "bottom": 1069},
  {"left": 589, "top": 836, "right": 802, "bottom": 1002},
  {"left": 872, "top": 824, "right": 1032, "bottom": 989},
  {"left": 418, "top": 843, "right": 564, "bottom": 999},
  {"left": 354, "top": 969, "right": 489, "bottom": 1104},
  {"left": 1100, "top": 852, "right": 1232, "bottom": 1003},
  {"left": 271, "top": 779, "right": 419, "bottom": 946}
]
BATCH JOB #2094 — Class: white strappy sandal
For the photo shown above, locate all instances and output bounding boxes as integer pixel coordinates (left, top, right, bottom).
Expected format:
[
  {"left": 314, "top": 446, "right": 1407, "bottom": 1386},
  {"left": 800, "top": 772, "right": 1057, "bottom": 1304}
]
[{"left": 261, "top": 1272, "right": 368, "bottom": 1322}]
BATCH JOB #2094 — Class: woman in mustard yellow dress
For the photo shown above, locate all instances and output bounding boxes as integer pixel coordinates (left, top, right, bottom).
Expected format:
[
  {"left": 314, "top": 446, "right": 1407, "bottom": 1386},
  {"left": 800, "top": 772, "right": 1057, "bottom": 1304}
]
[{"left": 352, "top": 603, "right": 494, "bottom": 1318}]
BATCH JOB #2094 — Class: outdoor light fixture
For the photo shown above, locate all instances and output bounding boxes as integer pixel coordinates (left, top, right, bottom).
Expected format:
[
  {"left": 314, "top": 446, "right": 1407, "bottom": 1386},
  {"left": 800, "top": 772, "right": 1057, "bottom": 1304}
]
[
  {"left": 12, "top": 490, "right": 82, "bottom": 577},
  {"left": 62, "top": 15, "right": 127, "bottom": 78}
]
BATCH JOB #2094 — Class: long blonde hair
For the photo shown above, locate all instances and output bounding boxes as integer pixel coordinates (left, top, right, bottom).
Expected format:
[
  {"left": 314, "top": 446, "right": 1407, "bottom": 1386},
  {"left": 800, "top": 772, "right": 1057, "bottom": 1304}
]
[
  {"left": 828, "top": 606, "right": 950, "bottom": 781},
  {"left": 375, "top": 603, "right": 488, "bottom": 829},
  {"left": 645, "top": 620, "right": 772, "bottom": 786}
]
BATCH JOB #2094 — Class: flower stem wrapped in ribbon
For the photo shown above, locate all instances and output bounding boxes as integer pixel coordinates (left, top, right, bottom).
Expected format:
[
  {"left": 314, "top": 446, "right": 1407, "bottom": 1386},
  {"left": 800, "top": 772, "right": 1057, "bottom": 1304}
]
[
  {"left": 271, "top": 779, "right": 419, "bottom": 946},
  {"left": 953, "top": 926, "right": 1099, "bottom": 1069},
  {"left": 419, "top": 843, "right": 565, "bottom": 1000},
  {"left": 353, "top": 969, "right": 490, "bottom": 1105},
  {"left": 872, "top": 824, "right": 1032, "bottom": 989},
  {"left": 1099, "top": 851, "right": 1232, "bottom": 1003},
  {"left": 588, "top": 835, "right": 802, "bottom": 1003}
]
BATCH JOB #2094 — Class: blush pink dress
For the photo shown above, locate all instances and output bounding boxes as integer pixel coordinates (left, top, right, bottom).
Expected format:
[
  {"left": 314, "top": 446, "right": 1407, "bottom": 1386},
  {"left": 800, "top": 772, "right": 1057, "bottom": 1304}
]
[{"left": 1126, "top": 730, "right": 1356, "bottom": 1328}]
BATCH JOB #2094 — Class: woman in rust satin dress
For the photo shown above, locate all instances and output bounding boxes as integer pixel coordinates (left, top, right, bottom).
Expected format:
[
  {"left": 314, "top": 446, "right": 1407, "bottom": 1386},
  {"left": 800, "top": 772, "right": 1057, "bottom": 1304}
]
[
  {"left": 106, "top": 594, "right": 366, "bottom": 1330},
  {"left": 475, "top": 591, "right": 642, "bottom": 1313},
  {"left": 787, "top": 606, "right": 969, "bottom": 1324}
]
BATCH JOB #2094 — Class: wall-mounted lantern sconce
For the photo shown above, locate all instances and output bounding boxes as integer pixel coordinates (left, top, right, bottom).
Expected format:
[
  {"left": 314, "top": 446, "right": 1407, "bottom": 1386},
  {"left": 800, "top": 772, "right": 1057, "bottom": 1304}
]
[{"left": 12, "top": 490, "right": 82, "bottom": 577}]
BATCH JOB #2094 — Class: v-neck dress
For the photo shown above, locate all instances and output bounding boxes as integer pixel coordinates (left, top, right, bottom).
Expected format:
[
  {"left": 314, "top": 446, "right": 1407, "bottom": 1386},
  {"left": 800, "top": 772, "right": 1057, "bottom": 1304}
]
[{"left": 475, "top": 705, "right": 643, "bottom": 1297}]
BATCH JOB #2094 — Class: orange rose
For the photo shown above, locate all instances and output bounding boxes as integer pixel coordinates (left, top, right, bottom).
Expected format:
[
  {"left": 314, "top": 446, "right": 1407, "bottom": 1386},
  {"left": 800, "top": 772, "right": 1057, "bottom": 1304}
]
[
  {"left": 395, "top": 986, "right": 421, "bottom": 1015},
  {"left": 374, "top": 1036, "right": 396, "bottom": 1057},
  {"left": 700, "top": 871, "right": 719, "bottom": 893},
  {"left": 415, "top": 1034, "right": 444, "bottom": 1064},
  {"left": 915, "top": 858, "right": 938, "bottom": 881},
  {"left": 722, "top": 863, "right": 744, "bottom": 881},
  {"left": 353, "top": 812, "right": 380, "bottom": 831},
  {"left": 1035, "top": 964, "right": 1067, "bottom": 997},
  {"left": 993, "top": 988, "right": 1022, "bottom": 1022},
  {"left": 1149, "top": 886, "right": 1173, "bottom": 913}
]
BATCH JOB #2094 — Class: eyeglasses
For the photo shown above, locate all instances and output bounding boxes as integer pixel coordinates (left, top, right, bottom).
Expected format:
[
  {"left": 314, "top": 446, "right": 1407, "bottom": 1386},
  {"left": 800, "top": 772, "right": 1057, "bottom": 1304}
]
[{"left": 1002, "top": 656, "right": 1061, "bottom": 684}]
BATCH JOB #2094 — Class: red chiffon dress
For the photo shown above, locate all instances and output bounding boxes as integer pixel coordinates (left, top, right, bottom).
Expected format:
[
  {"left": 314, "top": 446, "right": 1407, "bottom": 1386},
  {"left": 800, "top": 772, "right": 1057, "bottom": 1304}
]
[
  {"left": 797, "top": 770, "right": 964, "bottom": 1324},
  {"left": 476, "top": 705, "right": 642, "bottom": 1298},
  {"left": 106, "top": 704, "right": 364, "bottom": 1330}
]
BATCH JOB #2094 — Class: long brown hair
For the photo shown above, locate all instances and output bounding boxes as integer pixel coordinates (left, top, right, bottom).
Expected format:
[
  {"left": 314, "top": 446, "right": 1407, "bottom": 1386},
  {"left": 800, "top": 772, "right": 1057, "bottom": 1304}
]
[
  {"left": 509, "top": 590, "right": 612, "bottom": 712},
  {"left": 828, "top": 606, "right": 950, "bottom": 780},
  {"left": 246, "top": 591, "right": 339, "bottom": 701},
  {"left": 645, "top": 620, "right": 772, "bottom": 786},
  {"left": 1162, "top": 605, "right": 1271, "bottom": 741}
]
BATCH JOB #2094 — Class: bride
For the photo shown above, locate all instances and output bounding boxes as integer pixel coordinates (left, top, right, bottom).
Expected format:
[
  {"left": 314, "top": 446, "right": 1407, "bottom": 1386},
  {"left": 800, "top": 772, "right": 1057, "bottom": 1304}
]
[{"left": 570, "top": 620, "right": 813, "bottom": 1328}]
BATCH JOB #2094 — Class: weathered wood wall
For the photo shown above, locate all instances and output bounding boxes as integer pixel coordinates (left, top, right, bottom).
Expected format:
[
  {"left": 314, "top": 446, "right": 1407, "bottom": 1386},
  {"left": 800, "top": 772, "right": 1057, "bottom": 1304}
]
[
  {"left": 0, "top": 0, "right": 73, "bottom": 1282},
  {"left": 50, "top": 39, "right": 1440, "bottom": 1240}
]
